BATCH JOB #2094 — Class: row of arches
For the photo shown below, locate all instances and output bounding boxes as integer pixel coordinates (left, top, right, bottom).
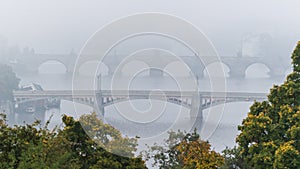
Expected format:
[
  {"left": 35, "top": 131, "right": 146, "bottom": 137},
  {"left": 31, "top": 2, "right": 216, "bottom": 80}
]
[{"left": 38, "top": 60, "right": 291, "bottom": 78}]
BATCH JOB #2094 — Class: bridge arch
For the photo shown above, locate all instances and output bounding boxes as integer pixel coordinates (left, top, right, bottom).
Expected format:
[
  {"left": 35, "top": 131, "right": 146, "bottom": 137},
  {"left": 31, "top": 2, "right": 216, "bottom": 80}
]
[
  {"left": 76, "top": 32, "right": 217, "bottom": 79},
  {"left": 38, "top": 60, "right": 67, "bottom": 74},
  {"left": 203, "top": 61, "right": 230, "bottom": 78},
  {"left": 245, "top": 62, "right": 271, "bottom": 78},
  {"left": 75, "top": 13, "right": 221, "bottom": 80},
  {"left": 102, "top": 97, "right": 190, "bottom": 109},
  {"left": 101, "top": 96, "right": 192, "bottom": 121}
]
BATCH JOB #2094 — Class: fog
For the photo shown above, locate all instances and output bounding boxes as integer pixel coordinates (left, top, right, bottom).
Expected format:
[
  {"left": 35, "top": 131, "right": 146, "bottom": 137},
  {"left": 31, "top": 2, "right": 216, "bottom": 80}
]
[
  {"left": 0, "top": 0, "right": 300, "bottom": 57},
  {"left": 1, "top": 1, "right": 300, "bottom": 167}
]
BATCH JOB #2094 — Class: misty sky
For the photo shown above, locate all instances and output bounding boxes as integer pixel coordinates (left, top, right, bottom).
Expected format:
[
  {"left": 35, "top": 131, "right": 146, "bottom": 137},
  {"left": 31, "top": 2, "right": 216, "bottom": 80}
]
[{"left": 1, "top": 0, "right": 300, "bottom": 57}]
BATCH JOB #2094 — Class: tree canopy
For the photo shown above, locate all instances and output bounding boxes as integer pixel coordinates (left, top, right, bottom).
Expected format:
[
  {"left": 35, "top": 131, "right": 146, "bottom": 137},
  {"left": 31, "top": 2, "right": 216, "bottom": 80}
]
[
  {"left": 231, "top": 42, "right": 300, "bottom": 169},
  {"left": 0, "top": 63, "right": 19, "bottom": 101},
  {"left": 0, "top": 113, "right": 146, "bottom": 169},
  {"left": 143, "top": 130, "right": 224, "bottom": 169}
]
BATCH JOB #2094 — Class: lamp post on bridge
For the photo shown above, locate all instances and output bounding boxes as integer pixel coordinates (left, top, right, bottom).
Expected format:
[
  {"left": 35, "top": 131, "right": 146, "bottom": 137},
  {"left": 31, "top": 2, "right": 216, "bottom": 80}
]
[
  {"left": 196, "top": 75, "right": 199, "bottom": 91},
  {"left": 97, "top": 74, "right": 102, "bottom": 91},
  {"left": 96, "top": 74, "right": 105, "bottom": 120},
  {"left": 191, "top": 75, "right": 203, "bottom": 131}
]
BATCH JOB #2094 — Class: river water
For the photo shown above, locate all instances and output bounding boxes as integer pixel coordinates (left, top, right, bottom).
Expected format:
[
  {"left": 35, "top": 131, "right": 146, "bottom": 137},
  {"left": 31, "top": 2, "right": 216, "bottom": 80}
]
[
  {"left": 15, "top": 68, "right": 288, "bottom": 168},
  {"left": 16, "top": 67, "right": 288, "bottom": 152}
]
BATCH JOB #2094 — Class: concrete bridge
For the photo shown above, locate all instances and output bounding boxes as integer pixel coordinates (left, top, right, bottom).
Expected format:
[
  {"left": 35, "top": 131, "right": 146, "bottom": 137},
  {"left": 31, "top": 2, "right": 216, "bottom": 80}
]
[
  {"left": 13, "top": 90, "right": 267, "bottom": 130},
  {"left": 10, "top": 51, "right": 289, "bottom": 78}
]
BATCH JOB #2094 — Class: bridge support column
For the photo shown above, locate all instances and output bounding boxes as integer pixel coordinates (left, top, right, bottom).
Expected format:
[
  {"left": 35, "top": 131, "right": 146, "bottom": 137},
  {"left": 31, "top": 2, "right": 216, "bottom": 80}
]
[
  {"left": 97, "top": 105, "right": 105, "bottom": 119},
  {"left": 149, "top": 68, "right": 163, "bottom": 77},
  {"left": 95, "top": 92, "right": 105, "bottom": 121},
  {"left": 189, "top": 69, "right": 204, "bottom": 79},
  {"left": 190, "top": 95, "right": 203, "bottom": 132},
  {"left": 229, "top": 67, "right": 245, "bottom": 78},
  {"left": 185, "top": 59, "right": 205, "bottom": 79}
]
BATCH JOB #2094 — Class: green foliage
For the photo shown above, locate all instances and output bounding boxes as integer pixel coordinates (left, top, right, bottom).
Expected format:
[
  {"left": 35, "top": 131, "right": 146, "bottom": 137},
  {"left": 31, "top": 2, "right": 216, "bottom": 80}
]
[
  {"left": 233, "top": 42, "right": 300, "bottom": 168},
  {"left": 0, "top": 63, "right": 19, "bottom": 101},
  {"left": 78, "top": 112, "right": 138, "bottom": 158},
  {"left": 0, "top": 113, "right": 146, "bottom": 169},
  {"left": 274, "top": 141, "right": 300, "bottom": 168},
  {"left": 143, "top": 130, "right": 224, "bottom": 169},
  {"left": 221, "top": 146, "right": 249, "bottom": 169}
]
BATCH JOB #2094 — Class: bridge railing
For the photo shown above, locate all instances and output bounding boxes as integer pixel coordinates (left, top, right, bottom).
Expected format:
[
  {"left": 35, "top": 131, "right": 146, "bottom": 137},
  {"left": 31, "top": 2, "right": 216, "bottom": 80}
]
[{"left": 13, "top": 90, "right": 268, "bottom": 99}]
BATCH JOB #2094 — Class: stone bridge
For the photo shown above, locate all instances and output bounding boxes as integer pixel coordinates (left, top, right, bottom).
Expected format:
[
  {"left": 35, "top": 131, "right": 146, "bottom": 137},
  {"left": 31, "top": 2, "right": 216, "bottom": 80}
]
[
  {"left": 10, "top": 52, "right": 289, "bottom": 78},
  {"left": 13, "top": 90, "right": 267, "bottom": 130}
]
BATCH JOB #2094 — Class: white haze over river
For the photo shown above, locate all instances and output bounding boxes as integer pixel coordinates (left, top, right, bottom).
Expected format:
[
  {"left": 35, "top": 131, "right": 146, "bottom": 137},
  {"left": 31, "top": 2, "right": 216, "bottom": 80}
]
[{"left": 17, "top": 64, "right": 290, "bottom": 153}]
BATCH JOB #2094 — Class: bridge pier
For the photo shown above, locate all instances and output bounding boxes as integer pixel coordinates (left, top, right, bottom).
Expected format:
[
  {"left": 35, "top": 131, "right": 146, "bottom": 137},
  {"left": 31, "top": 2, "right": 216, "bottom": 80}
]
[
  {"left": 229, "top": 68, "right": 246, "bottom": 78},
  {"left": 190, "top": 69, "right": 204, "bottom": 79},
  {"left": 95, "top": 105, "right": 105, "bottom": 120},
  {"left": 190, "top": 95, "right": 203, "bottom": 131},
  {"left": 149, "top": 68, "right": 164, "bottom": 77},
  {"left": 95, "top": 92, "right": 105, "bottom": 120},
  {"left": 184, "top": 57, "right": 205, "bottom": 79}
]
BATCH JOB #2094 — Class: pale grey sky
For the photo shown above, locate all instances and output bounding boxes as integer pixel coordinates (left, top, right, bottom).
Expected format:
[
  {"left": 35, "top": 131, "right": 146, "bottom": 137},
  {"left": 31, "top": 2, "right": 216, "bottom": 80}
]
[{"left": 0, "top": 0, "right": 300, "bottom": 56}]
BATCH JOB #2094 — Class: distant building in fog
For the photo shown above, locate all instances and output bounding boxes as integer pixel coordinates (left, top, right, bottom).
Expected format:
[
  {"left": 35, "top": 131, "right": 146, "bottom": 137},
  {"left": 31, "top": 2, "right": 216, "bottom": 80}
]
[{"left": 239, "top": 33, "right": 272, "bottom": 58}]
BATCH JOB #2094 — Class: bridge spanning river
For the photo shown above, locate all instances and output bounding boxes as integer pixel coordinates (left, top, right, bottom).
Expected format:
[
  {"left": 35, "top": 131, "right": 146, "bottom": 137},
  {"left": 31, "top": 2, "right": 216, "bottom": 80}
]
[
  {"left": 8, "top": 51, "right": 289, "bottom": 78},
  {"left": 13, "top": 90, "right": 267, "bottom": 130}
]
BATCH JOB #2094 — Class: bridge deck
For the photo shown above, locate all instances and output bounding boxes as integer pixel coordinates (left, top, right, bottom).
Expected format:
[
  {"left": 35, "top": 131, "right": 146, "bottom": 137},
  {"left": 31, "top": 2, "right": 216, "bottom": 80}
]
[{"left": 13, "top": 90, "right": 267, "bottom": 99}]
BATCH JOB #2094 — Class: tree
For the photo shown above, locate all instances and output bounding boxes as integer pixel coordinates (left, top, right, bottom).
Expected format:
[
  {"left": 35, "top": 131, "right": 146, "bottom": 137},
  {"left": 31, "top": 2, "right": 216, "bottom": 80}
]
[
  {"left": 0, "top": 113, "right": 82, "bottom": 169},
  {"left": 77, "top": 112, "right": 138, "bottom": 158},
  {"left": 60, "top": 113, "right": 146, "bottom": 169},
  {"left": 0, "top": 63, "right": 19, "bottom": 101},
  {"left": 234, "top": 41, "right": 300, "bottom": 168},
  {"left": 143, "top": 130, "right": 224, "bottom": 169},
  {"left": 221, "top": 146, "right": 247, "bottom": 169},
  {"left": 0, "top": 113, "right": 146, "bottom": 169}
]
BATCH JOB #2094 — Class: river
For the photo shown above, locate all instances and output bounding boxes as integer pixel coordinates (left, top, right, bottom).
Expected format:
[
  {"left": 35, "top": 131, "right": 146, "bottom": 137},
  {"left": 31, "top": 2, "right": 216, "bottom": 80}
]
[
  {"left": 10, "top": 61, "right": 290, "bottom": 169},
  {"left": 16, "top": 67, "right": 288, "bottom": 151}
]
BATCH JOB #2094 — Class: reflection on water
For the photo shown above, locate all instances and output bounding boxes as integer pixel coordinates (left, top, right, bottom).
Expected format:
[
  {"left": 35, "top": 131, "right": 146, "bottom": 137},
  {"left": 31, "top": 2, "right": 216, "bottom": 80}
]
[{"left": 16, "top": 72, "right": 286, "bottom": 152}]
